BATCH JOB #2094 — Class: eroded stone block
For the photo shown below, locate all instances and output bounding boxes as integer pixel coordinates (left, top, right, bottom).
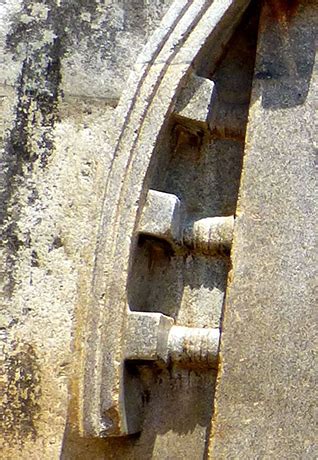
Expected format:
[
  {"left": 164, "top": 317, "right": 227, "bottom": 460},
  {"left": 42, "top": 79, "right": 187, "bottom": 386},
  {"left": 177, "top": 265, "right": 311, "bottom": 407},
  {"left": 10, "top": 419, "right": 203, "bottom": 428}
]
[{"left": 174, "top": 73, "right": 217, "bottom": 131}]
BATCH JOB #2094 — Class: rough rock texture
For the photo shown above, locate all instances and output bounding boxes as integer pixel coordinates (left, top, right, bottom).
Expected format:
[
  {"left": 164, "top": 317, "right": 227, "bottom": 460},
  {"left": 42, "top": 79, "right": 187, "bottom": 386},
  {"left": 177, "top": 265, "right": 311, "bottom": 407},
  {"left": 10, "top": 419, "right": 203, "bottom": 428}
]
[
  {"left": 0, "top": 1, "right": 172, "bottom": 458},
  {"left": 209, "top": 1, "right": 317, "bottom": 458},
  {"left": 0, "top": 0, "right": 258, "bottom": 456},
  {"left": 76, "top": 0, "right": 254, "bottom": 442},
  {"left": 3, "top": 0, "right": 314, "bottom": 459}
]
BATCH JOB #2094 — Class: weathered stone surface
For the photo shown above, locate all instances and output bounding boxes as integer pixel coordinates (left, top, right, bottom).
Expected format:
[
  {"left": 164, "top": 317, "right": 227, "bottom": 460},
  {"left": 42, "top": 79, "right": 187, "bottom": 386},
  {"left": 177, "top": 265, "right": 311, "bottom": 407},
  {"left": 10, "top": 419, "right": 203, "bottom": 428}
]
[
  {"left": 78, "top": 0, "right": 251, "bottom": 440},
  {"left": 138, "top": 190, "right": 182, "bottom": 245},
  {"left": 167, "top": 325, "right": 219, "bottom": 368},
  {"left": 174, "top": 73, "right": 216, "bottom": 131},
  {"left": 0, "top": 1, "right": 173, "bottom": 457},
  {"left": 139, "top": 190, "right": 234, "bottom": 253},
  {"left": 125, "top": 311, "right": 219, "bottom": 367},
  {"left": 1, "top": 0, "right": 173, "bottom": 102},
  {"left": 183, "top": 216, "right": 234, "bottom": 255},
  {"left": 63, "top": 2, "right": 259, "bottom": 456},
  {"left": 0, "top": 0, "right": 265, "bottom": 458},
  {"left": 210, "top": 1, "right": 317, "bottom": 458}
]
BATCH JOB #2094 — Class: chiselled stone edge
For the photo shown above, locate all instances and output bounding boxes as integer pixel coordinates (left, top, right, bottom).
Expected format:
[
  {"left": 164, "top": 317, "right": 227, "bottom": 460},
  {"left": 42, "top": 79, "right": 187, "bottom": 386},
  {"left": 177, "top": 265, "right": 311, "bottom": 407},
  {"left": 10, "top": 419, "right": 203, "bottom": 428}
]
[{"left": 79, "top": 0, "right": 251, "bottom": 438}]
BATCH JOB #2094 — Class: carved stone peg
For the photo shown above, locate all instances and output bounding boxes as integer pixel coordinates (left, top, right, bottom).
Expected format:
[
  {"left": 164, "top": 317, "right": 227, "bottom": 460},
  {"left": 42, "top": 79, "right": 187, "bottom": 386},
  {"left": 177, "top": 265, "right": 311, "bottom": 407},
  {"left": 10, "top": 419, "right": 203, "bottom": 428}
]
[
  {"left": 138, "top": 189, "right": 234, "bottom": 254},
  {"left": 138, "top": 190, "right": 182, "bottom": 244},
  {"left": 173, "top": 73, "right": 218, "bottom": 132},
  {"left": 183, "top": 216, "right": 234, "bottom": 254},
  {"left": 125, "top": 311, "right": 219, "bottom": 368}
]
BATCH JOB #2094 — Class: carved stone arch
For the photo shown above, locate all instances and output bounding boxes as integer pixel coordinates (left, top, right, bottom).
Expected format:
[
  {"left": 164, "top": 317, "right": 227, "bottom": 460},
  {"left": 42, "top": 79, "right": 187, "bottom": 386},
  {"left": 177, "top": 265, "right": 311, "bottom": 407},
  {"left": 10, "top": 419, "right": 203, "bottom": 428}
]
[{"left": 80, "top": 0, "right": 251, "bottom": 438}]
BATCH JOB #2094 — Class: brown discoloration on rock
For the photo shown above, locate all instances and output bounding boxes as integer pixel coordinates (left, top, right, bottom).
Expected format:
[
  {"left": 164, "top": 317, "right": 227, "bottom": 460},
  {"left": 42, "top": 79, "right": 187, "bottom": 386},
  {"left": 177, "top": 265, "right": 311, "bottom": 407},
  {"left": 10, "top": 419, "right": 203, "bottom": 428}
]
[
  {"left": 1, "top": 341, "right": 41, "bottom": 445},
  {"left": 172, "top": 123, "right": 205, "bottom": 161},
  {"left": 266, "top": 0, "right": 300, "bottom": 23}
]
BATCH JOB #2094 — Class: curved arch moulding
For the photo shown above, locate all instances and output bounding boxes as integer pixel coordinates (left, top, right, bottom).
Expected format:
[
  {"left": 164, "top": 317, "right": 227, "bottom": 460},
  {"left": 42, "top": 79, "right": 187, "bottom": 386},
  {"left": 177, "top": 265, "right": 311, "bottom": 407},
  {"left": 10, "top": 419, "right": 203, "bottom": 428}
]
[{"left": 79, "top": 0, "right": 251, "bottom": 438}]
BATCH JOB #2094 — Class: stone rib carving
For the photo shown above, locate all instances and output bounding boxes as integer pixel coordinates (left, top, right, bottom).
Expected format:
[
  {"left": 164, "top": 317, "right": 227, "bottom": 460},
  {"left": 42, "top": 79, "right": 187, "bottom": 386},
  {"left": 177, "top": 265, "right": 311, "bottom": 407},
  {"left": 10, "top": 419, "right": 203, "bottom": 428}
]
[{"left": 79, "top": 0, "right": 251, "bottom": 437}]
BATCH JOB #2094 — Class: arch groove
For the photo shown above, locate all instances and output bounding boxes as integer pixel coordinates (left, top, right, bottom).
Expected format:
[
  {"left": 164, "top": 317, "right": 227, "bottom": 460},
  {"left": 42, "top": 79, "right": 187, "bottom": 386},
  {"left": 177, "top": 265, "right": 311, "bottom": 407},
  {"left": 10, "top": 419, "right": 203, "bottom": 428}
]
[{"left": 80, "top": 0, "right": 251, "bottom": 437}]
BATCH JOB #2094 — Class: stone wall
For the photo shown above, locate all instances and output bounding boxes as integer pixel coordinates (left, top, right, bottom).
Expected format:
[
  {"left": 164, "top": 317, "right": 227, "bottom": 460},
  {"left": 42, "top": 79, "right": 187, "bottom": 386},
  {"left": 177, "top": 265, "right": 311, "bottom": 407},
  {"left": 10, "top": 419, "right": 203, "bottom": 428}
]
[
  {"left": 210, "top": 1, "right": 317, "bottom": 457},
  {"left": 1, "top": 1, "right": 316, "bottom": 459},
  {"left": 0, "top": 2, "right": 172, "bottom": 458}
]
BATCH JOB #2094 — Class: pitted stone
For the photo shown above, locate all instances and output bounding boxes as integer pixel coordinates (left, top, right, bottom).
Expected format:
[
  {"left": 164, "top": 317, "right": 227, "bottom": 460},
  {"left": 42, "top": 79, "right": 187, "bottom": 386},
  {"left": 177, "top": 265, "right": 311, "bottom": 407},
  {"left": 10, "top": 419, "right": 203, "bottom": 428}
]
[
  {"left": 138, "top": 190, "right": 182, "bottom": 244},
  {"left": 174, "top": 73, "right": 217, "bottom": 131},
  {"left": 183, "top": 216, "right": 234, "bottom": 254},
  {"left": 139, "top": 190, "right": 234, "bottom": 254}
]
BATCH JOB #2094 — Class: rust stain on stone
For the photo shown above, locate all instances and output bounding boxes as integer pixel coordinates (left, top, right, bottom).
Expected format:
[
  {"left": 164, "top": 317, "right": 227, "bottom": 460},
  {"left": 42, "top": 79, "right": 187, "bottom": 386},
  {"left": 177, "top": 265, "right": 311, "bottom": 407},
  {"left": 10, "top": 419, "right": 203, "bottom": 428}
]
[{"left": 265, "top": 0, "right": 300, "bottom": 23}]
